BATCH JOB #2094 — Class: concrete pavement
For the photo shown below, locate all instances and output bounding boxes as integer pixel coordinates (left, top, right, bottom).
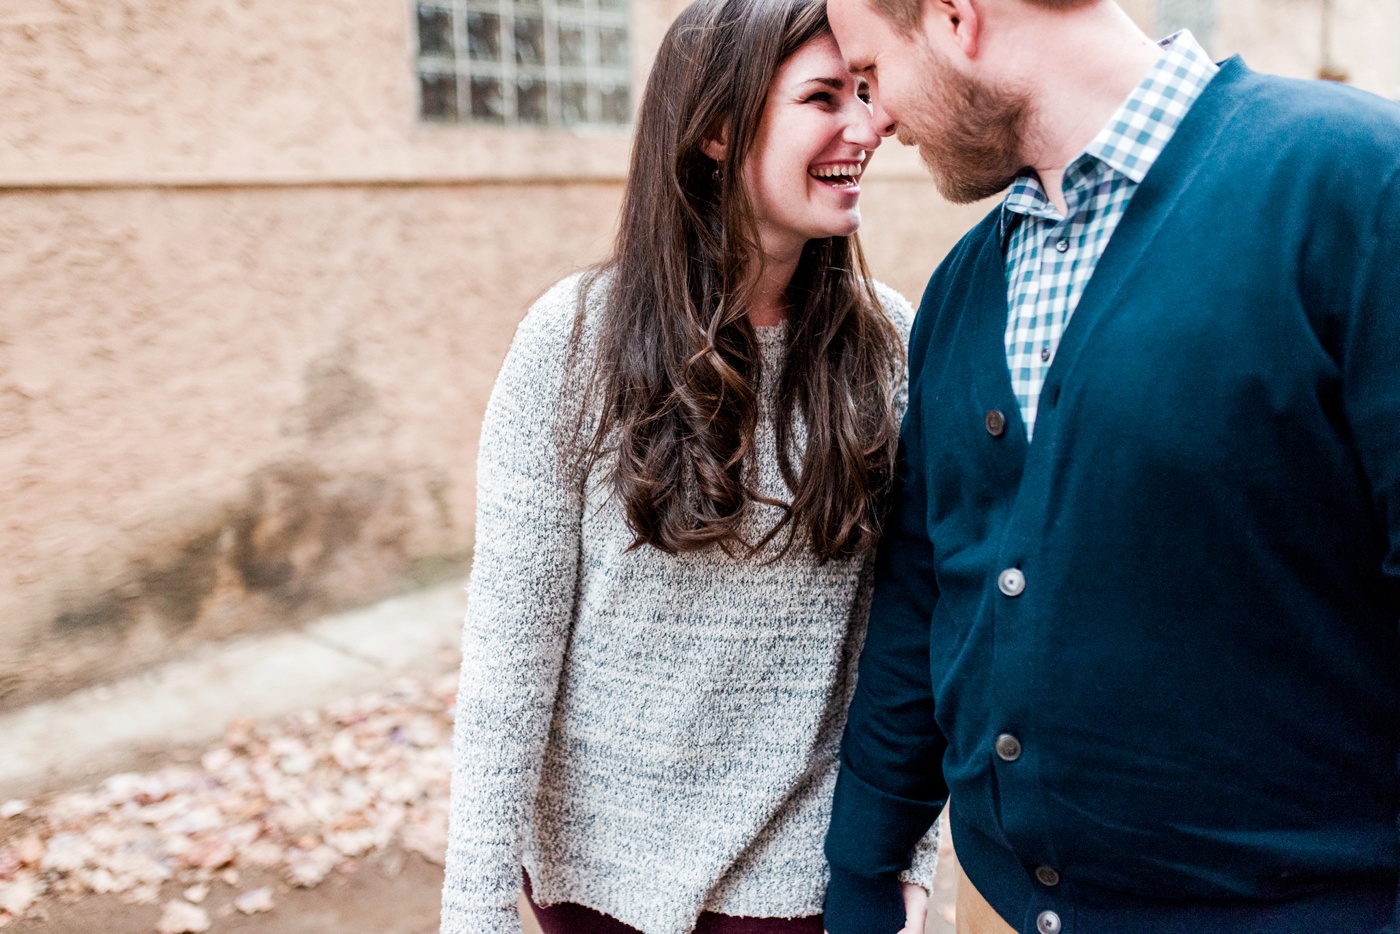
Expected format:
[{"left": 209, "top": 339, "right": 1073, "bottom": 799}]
[{"left": 0, "top": 580, "right": 469, "bottom": 800}]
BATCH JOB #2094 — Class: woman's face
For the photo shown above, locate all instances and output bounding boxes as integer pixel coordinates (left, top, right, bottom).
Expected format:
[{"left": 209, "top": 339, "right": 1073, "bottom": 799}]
[{"left": 743, "top": 32, "right": 882, "bottom": 261}]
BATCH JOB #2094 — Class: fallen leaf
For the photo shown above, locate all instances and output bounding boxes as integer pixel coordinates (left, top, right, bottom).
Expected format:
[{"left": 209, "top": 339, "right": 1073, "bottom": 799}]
[
  {"left": 233, "top": 886, "right": 274, "bottom": 915},
  {"left": 0, "top": 876, "right": 40, "bottom": 917},
  {"left": 157, "top": 900, "right": 211, "bottom": 934}
]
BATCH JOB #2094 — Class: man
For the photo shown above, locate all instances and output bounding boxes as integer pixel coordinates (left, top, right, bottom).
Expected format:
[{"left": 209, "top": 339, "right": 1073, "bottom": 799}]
[{"left": 820, "top": 1, "right": 1400, "bottom": 933}]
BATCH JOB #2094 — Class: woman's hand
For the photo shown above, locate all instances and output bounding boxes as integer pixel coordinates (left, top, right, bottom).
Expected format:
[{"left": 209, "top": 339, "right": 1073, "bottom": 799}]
[{"left": 899, "top": 880, "right": 929, "bottom": 934}]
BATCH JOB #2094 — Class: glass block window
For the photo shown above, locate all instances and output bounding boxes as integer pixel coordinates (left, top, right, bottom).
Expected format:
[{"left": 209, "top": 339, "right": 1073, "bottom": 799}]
[
  {"left": 415, "top": 0, "right": 632, "bottom": 127},
  {"left": 1156, "top": 0, "right": 1215, "bottom": 53}
]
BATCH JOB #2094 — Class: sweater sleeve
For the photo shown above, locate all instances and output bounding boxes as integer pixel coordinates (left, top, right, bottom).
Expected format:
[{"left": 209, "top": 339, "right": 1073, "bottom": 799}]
[
  {"left": 898, "top": 818, "right": 941, "bottom": 894},
  {"left": 440, "top": 281, "right": 586, "bottom": 934},
  {"left": 1342, "top": 165, "right": 1400, "bottom": 931},
  {"left": 824, "top": 302, "right": 949, "bottom": 934}
]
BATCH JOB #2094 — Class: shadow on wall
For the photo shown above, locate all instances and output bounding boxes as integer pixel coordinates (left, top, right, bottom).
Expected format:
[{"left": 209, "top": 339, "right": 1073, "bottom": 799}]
[{"left": 14, "top": 460, "right": 470, "bottom": 713}]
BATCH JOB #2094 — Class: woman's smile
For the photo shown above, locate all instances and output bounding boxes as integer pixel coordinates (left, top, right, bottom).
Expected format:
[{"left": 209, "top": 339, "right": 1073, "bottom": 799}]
[{"left": 808, "top": 157, "right": 866, "bottom": 191}]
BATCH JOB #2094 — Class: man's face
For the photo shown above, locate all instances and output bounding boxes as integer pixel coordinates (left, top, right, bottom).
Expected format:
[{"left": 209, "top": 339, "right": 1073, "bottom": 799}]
[{"left": 827, "top": 0, "right": 1031, "bottom": 203}]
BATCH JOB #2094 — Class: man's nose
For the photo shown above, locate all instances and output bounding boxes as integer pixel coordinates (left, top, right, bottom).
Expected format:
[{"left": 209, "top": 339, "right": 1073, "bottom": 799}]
[
  {"left": 845, "top": 102, "right": 882, "bottom": 149},
  {"left": 871, "top": 98, "right": 898, "bottom": 138}
]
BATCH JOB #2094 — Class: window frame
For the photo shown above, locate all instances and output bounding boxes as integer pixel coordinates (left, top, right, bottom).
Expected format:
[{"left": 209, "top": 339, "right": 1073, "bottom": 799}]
[{"left": 411, "top": 0, "right": 632, "bottom": 129}]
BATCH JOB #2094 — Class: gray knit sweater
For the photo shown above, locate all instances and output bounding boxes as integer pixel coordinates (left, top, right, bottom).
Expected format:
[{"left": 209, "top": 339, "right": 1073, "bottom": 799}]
[{"left": 440, "top": 272, "right": 936, "bottom": 934}]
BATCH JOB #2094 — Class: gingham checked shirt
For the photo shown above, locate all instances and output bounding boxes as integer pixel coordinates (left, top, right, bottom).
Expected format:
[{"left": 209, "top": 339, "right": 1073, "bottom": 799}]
[{"left": 1003, "top": 31, "right": 1218, "bottom": 438}]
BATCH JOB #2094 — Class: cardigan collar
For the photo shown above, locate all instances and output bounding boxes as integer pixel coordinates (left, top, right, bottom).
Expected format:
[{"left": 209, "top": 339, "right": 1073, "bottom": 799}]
[
  {"left": 999, "top": 35, "right": 1225, "bottom": 238},
  {"left": 975, "top": 57, "right": 1256, "bottom": 454}
]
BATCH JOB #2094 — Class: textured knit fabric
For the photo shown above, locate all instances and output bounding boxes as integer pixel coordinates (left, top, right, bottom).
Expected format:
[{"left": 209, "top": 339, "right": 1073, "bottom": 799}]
[
  {"left": 825, "top": 58, "right": 1400, "bottom": 934},
  {"left": 1002, "top": 30, "right": 1217, "bottom": 436},
  {"left": 441, "top": 272, "right": 934, "bottom": 934}
]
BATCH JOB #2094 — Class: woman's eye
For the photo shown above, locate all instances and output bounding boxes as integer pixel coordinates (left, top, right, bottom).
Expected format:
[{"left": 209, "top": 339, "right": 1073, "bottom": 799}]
[{"left": 806, "top": 91, "right": 833, "bottom": 105}]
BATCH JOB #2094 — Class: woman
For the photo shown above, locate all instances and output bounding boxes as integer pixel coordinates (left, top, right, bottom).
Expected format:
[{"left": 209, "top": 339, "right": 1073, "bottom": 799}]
[{"left": 440, "top": 0, "right": 936, "bottom": 932}]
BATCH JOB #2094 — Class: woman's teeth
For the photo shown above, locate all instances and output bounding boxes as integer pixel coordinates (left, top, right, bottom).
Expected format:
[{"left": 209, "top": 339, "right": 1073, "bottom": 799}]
[{"left": 810, "top": 163, "right": 862, "bottom": 188}]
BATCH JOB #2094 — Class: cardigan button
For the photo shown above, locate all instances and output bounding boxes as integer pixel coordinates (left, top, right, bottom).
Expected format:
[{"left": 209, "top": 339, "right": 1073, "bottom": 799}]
[
  {"left": 998, "top": 568, "right": 1026, "bottom": 597},
  {"left": 1037, "top": 910, "right": 1062, "bottom": 934},
  {"left": 985, "top": 409, "right": 1007, "bottom": 437},
  {"left": 1035, "top": 866, "right": 1061, "bottom": 887},
  {"left": 995, "top": 733, "right": 1022, "bottom": 762}
]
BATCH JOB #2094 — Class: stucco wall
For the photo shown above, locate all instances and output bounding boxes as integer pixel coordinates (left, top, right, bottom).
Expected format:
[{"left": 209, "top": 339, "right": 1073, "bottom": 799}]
[
  {"left": 0, "top": 0, "right": 976, "bottom": 709},
  {"left": 1, "top": 0, "right": 1396, "bottom": 709},
  {"left": 0, "top": 182, "right": 622, "bottom": 706},
  {"left": 0, "top": 0, "right": 638, "bottom": 186},
  {"left": 1215, "top": 0, "right": 1400, "bottom": 96}
]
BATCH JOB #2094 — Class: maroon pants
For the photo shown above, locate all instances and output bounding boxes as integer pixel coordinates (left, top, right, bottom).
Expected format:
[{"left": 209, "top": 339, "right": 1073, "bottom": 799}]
[{"left": 523, "top": 872, "right": 825, "bottom": 934}]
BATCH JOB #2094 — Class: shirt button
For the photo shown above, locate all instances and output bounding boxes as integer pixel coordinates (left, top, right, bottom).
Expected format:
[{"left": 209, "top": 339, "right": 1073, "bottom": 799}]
[
  {"left": 1037, "top": 911, "right": 1062, "bottom": 934},
  {"left": 997, "top": 568, "right": 1026, "bottom": 597},
  {"left": 1055, "top": 238, "right": 1070, "bottom": 253},
  {"left": 984, "top": 409, "right": 1007, "bottom": 437},
  {"left": 995, "top": 733, "right": 1022, "bottom": 762},
  {"left": 1035, "top": 866, "right": 1061, "bottom": 887},
  {"left": 1040, "top": 346, "right": 1051, "bottom": 362}
]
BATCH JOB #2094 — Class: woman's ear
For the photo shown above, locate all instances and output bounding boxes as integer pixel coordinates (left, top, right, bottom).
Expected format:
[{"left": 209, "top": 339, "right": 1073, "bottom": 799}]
[{"left": 701, "top": 124, "right": 729, "bottom": 163}]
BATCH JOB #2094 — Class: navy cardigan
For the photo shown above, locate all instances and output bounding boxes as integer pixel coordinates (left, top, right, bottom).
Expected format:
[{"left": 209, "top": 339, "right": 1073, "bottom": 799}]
[{"left": 825, "top": 59, "right": 1400, "bottom": 934}]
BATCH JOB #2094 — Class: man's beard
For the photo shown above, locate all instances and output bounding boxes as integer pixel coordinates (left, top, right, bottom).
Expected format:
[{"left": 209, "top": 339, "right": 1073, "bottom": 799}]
[{"left": 899, "top": 45, "right": 1032, "bottom": 204}]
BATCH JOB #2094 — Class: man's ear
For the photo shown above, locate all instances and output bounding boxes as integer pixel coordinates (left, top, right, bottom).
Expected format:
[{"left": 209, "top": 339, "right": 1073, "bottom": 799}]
[
  {"left": 924, "top": 0, "right": 981, "bottom": 59},
  {"left": 701, "top": 123, "right": 729, "bottom": 163}
]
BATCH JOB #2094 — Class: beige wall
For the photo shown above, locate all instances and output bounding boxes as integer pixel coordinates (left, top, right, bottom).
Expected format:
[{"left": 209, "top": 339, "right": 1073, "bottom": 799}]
[
  {"left": 1131, "top": 0, "right": 1400, "bottom": 97},
  {"left": 0, "top": 182, "right": 621, "bottom": 706},
  {"left": 0, "top": 0, "right": 973, "bottom": 709},
  {"left": 0, "top": 0, "right": 629, "bottom": 708},
  {"left": 1, "top": 0, "right": 1395, "bottom": 709},
  {"left": 0, "top": 0, "right": 634, "bottom": 186},
  {"left": 1215, "top": 0, "right": 1400, "bottom": 96}
]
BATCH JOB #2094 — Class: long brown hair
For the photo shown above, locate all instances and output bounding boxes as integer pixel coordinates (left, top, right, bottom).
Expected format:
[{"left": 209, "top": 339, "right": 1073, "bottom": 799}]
[{"left": 569, "top": 0, "right": 904, "bottom": 562}]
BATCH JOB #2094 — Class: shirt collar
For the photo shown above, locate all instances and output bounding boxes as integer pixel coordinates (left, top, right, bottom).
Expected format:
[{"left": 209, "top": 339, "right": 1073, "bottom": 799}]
[
  {"left": 1083, "top": 29, "right": 1219, "bottom": 183},
  {"left": 1000, "top": 30, "right": 1220, "bottom": 233}
]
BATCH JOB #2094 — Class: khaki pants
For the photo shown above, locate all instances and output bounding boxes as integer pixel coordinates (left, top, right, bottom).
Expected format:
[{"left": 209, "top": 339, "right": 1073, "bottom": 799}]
[{"left": 954, "top": 864, "right": 1018, "bottom": 934}]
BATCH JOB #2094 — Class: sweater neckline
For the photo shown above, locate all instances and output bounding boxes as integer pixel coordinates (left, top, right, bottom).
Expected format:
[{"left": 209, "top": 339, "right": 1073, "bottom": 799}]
[{"left": 754, "top": 322, "right": 788, "bottom": 354}]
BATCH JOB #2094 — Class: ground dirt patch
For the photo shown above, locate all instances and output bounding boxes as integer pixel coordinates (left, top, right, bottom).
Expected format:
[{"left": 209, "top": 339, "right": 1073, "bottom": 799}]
[{"left": 3, "top": 847, "right": 447, "bottom": 934}]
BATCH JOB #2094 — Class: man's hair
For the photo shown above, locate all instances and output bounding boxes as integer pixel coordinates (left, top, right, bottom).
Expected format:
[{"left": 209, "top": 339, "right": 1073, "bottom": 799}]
[{"left": 872, "top": 0, "right": 1097, "bottom": 35}]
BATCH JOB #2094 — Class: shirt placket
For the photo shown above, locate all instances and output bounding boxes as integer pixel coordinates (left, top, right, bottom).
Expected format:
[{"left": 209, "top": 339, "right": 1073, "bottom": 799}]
[{"left": 1033, "top": 163, "right": 1107, "bottom": 435}]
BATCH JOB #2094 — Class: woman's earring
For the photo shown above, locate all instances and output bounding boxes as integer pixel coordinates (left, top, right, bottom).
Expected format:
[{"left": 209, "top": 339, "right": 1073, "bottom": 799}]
[{"left": 712, "top": 166, "right": 722, "bottom": 183}]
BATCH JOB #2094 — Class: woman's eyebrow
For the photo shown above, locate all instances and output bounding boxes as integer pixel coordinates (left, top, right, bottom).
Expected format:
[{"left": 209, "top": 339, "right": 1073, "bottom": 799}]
[{"left": 798, "top": 76, "right": 848, "bottom": 90}]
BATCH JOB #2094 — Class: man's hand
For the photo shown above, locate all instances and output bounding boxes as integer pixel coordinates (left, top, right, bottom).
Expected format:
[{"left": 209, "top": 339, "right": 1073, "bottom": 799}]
[{"left": 899, "top": 880, "right": 929, "bottom": 934}]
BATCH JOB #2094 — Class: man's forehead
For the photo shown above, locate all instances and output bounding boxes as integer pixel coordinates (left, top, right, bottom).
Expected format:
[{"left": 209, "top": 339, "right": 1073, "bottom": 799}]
[
  {"left": 828, "top": 0, "right": 898, "bottom": 58},
  {"left": 826, "top": 0, "right": 872, "bottom": 31}
]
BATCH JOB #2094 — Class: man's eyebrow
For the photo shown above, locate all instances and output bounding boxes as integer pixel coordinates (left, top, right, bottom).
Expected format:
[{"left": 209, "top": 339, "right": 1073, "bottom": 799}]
[{"left": 847, "top": 61, "right": 875, "bottom": 76}]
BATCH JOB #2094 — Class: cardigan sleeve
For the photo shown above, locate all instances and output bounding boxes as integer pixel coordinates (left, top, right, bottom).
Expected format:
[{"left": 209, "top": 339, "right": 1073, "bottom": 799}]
[
  {"left": 1346, "top": 163, "right": 1400, "bottom": 612},
  {"left": 1343, "top": 162, "right": 1400, "bottom": 565},
  {"left": 872, "top": 281, "right": 943, "bottom": 900},
  {"left": 824, "top": 306, "right": 949, "bottom": 934},
  {"left": 439, "top": 280, "right": 586, "bottom": 934},
  {"left": 1343, "top": 165, "right": 1400, "bottom": 931}
]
